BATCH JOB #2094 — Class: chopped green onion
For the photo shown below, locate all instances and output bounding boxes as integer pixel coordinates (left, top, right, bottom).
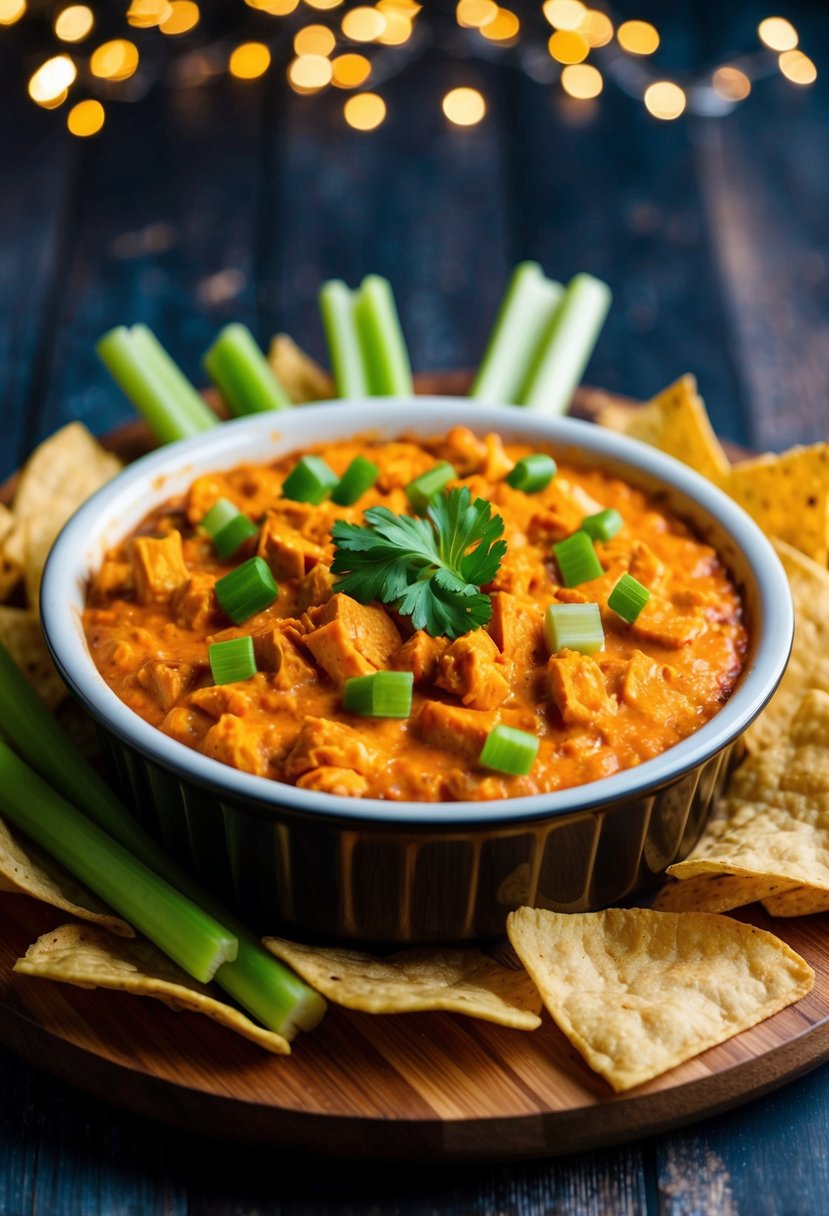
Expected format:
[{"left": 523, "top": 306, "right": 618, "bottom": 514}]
[
  {"left": 203, "top": 323, "right": 291, "bottom": 415},
  {"left": 608, "top": 573, "right": 650, "bottom": 623},
  {"left": 506, "top": 454, "right": 557, "bottom": 494},
  {"left": 553, "top": 531, "right": 604, "bottom": 587},
  {"left": 201, "top": 498, "right": 240, "bottom": 538},
  {"left": 0, "top": 643, "right": 325, "bottom": 1037},
  {"left": 581, "top": 508, "right": 623, "bottom": 542},
  {"left": 97, "top": 325, "right": 217, "bottom": 444},
  {"left": 209, "top": 636, "right": 257, "bottom": 685},
  {"left": 471, "top": 263, "right": 565, "bottom": 404},
  {"left": 406, "top": 462, "right": 456, "bottom": 514},
  {"left": 215, "top": 556, "right": 278, "bottom": 624},
  {"left": 213, "top": 514, "right": 258, "bottom": 561},
  {"left": 478, "top": 724, "right": 539, "bottom": 776},
  {"left": 320, "top": 279, "right": 369, "bottom": 398},
  {"left": 0, "top": 740, "right": 236, "bottom": 983},
  {"left": 544, "top": 602, "right": 604, "bottom": 655},
  {"left": 521, "top": 273, "right": 613, "bottom": 414},
  {"left": 282, "top": 455, "right": 339, "bottom": 505},
  {"left": 352, "top": 274, "right": 413, "bottom": 396},
  {"left": 343, "top": 670, "right": 414, "bottom": 718},
  {"left": 331, "top": 455, "right": 380, "bottom": 506}
]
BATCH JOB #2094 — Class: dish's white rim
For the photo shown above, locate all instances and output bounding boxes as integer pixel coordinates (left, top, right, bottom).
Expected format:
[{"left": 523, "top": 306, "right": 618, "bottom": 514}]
[{"left": 41, "top": 398, "right": 793, "bottom": 826}]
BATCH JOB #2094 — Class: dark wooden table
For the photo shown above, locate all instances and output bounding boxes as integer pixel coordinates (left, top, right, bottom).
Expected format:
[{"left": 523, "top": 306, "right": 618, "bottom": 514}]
[{"left": 2, "top": 3, "right": 829, "bottom": 1211}]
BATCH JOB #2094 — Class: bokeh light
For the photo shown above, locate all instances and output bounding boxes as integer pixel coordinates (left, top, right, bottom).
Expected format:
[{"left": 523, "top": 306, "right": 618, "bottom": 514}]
[
  {"left": 344, "top": 92, "right": 386, "bottom": 129},
  {"left": 54, "top": 6, "right": 94, "bottom": 42},
  {"left": 442, "top": 86, "right": 486, "bottom": 125},
  {"left": 644, "top": 80, "right": 686, "bottom": 119},
  {"left": 561, "top": 63, "right": 603, "bottom": 99},
  {"left": 29, "top": 55, "right": 77, "bottom": 105},
  {"left": 376, "top": 8, "right": 413, "bottom": 45},
  {"left": 542, "top": 0, "right": 585, "bottom": 30},
  {"left": 779, "top": 49, "right": 817, "bottom": 84},
  {"left": 288, "top": 54, "right": 334, "bottom": 91},
  {"left": 303, "top": 0, "right": 343, "bottom": 8},
  {"left": 67, "top": 98, "right": 105, "bottom": 136},
  {"left": 331, "top": 53, "right": 371, "bottom": 88},
  {"left": 160, "top": 2, "right": 200, "bottom": 35},
  {"left": 341, "top": 6, "right": 386, "bottom": 40},
  {"left": 456, "top": 0, "right": 497, "bottom": 27},
  {"left": 479, "top": 8, "right": 519, "bottom": 42},
  {"left": 758, "top": 16, "right": 798, "bottom": 51},
  {"left": 617, "top": 20, "right": 659, "bottom": 55},
  {"left": 127, "top": 0, "right": 172, "bottom": 28},
  {"left": 246, "top": 0, "right": 299, "bottom": 11},
  {"left": 90, "top": 40, "right": 139, "bottom": 81},
  {"left": 712, "top": 66, "right": 751, "bottom": 101},
  {"left": 0, "top": 0, "right": 26, "bottom": 25},
  {"left": 229, "top": 42, "right": 271, "bottom": 79},
  {"left": 294, "top": 24, "right": 336, "bottom": 55},
  {"left": 581, "top": 10, "right": 613, "bottom": 47},
  {"left": 548, "top": 29, "right": 589, "bottom": 64}
]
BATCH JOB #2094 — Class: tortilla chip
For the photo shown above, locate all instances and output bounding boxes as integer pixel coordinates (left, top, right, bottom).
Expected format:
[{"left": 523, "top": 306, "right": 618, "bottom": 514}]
[
  {"left": 0, "top": 606, "right": 67, "bottom": 709},
  {"left": 15, "top": 923, "right": 290, "bottom": 1055},
  {"left": 507, "top": 906, "right": 813, "bottom": 1092},
  {"left": 669, "top": 690, "right": 829, "bottom": 897},
  {"left": 597, "top": 375, "right": 730, "bottom": 485},
  {"left": 11, "top": 422, "right": 121, "bottom": 609},
  {"left": 0, "top": 503, "right": 22, "bottom": 600},
  {"left": 0, "top": 818, "right": 132, "bottom": 936},
  {"left": 762, "top": 887, "right": 829, "bottom": 918},
  {"left": 727, "top": 445, "right": 829, "bottom": 568},
  {"left": 268, "top": 334, "right": 334, "bottom": 404},
  {"left": 263, "top": 938, "right": 542, "bottom": 1029},
  {"left": 745, "top": 539, "right": 829, "bottom": 752},
  {"left": 652, "top": 872, "right": 797, "bottom": 914}
]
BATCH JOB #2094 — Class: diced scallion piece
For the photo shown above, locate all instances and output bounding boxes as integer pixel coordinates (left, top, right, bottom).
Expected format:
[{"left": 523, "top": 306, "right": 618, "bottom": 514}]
[
  {"left": 406, "top": 462, "right": 456, "bottom": 513},
  {"left": 203, "top": 323, "right": 291, "bottom": 415},
  {"left": 331, "top": 455, "right": 380, "bottom": 506},
  {"left": 343, "top": 670, "right": 414, "bottom": 718},
  {"left": 201, "top": 498, "right": 239, "bottom": 538},
  {"left": 608, "top": 573, "right": 650, "bottom": 623},
  {"left": 215, "top": 556, "right": 278, "bottom": 624},
  {"left": 521, "top": 273, "right": 613, "bottom": 415},
  {"left": 544, "top": 602, "right": 604, "bottom": 655},
  {"left": 213, "top": 514, "right": 258, "bottom": 561},
  {"left": 471, "top": 262, "right": 565, "bottom": 404},
  {"left": 478, "top": 724, "right": 539, "bottom": 776},
  {"left": 581, "top": 508, "right": 623, "bottom": 542},
  {"left": 209, "top": 636, "right": 257, "bottom": 685},
  {"left": 282, "top": 455, "right": 339, "bottom": 505},
  {"left": 553, "top": 531, "right": 604, "bottom": 587},
  {"left": 506, "top": 454, "right": 557, "bottom": 494}
]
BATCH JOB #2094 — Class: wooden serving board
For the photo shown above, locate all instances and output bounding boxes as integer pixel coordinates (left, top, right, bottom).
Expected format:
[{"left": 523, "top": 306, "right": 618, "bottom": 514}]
[{"left": 0, "top": 377, "right": 809, "bottom": 1161}]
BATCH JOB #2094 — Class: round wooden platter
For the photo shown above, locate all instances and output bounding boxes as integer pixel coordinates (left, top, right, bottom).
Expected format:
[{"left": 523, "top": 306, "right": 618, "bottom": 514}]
[{"left": 0, "top": 376, "right": 815, "bottom": 1162}]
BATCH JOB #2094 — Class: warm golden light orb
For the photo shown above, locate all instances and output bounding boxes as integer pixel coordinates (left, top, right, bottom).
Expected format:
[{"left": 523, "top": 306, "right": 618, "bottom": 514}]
[{"left": 442, "top": 86, "right": 486, "bottom": 125}]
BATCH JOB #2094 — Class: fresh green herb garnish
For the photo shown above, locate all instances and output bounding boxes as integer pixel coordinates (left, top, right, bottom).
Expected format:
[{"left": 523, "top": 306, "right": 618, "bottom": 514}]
[{"left": 330, "top": 486, "right": 507, "bottom": 639}]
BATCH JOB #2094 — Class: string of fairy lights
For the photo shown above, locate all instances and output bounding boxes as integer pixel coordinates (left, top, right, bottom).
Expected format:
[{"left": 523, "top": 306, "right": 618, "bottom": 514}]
[{"left": 0, "top": 0, "right": 819, "bottom": 137}]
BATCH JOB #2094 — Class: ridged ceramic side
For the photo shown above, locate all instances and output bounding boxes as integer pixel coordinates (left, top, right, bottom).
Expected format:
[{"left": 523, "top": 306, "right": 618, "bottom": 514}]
[{"left": 41, "top": 401, "right": 793, "bottom": 941}]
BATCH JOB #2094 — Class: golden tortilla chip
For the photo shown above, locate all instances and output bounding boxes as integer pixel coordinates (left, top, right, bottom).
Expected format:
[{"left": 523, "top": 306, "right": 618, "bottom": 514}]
[
  {"left": 0, "top": 606, "right": 67, "bottom": 709},
  {"left": 745, "top": 539, "right": 829, "bottom": 752},
  {"left": 15, "top": 923, "right": 290, "bottom": 1055},
  {"left": 652, "top": 872, "right": 797, "bottom": 914},
  {"left": 268, "top": 334, "right": 334, "bottom": 404},
  {"left": 669, "top": 690, "right": 829, "bottom": 896},
  {"left": 597, "top": 375, "right": 730, "bottom": 485},
  {"left": 0, "top": 503, "right": 22, "bottom": 601},
  {"left": 0, "top": 818, "right": 132, "bottom": 936},
  {"left": 263, "top": 938, "right": 542, "bottom": 1029},
  {"left": 11, "top": 422, "right": 121, "bottom": 609},
  {"left": 762, "top": 887, "right": 829, "bottom": 918},
  {"left": 727, "top": 445, "right": 829, "bottom": 567},
  {"left": 507, "top": 906, "right": 813, "bottom": 1092}
]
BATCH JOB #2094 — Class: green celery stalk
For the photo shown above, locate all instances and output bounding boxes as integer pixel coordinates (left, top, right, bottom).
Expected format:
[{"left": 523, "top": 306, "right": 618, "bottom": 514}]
[
  {"left": 353, "top": 274, "right": 413, "bottom": 395},
  {"left": 319, "top": 279, "right": 369, "bottom": 398},
  {"left": 97, "top": 326, "right": 217, "bottom": 443},
  {"left": 203, "top": 323, "right": 291, "bottom": 415},
  {"left": 470, "top": 262, "right": 564, "bottom": 404},
  {"left": 0, "top": 645, "right": 325, "bottom": 1037},
  {"left": 520, "top": 272, "right": 612, "bottom": 414},
  {"left": 0, "top": 741, "right": 236, "bottom": 983},
  {"left": 129, "top": 324, "right": 218, "bottom": 433}
]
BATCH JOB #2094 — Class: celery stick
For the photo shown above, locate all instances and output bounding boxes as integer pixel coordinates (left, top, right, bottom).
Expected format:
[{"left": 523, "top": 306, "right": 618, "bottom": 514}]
[
  {"left": 0, "top": 741, "right": 236, "bottom": 983},
  {"left": 520, "top": 273, "right": 612, "bottom": 414},
  {"left": 319, "top": 280, "right": 368, "bottom": 398},
  {"left": 0, "top": 645, "right": 325, "bottom": 1035},
  {"left": 470, "top": 262, "right": 564, "bottom": 404},
  {"left": 96, "top": 326, "right": 216, "bottom": 443},
  {"left": 129, "top": 325, "right": 218, "bottom": 433},
  {"left": 353, "top": 274, "right": 413, "bottom": 396},
  {"left": 203, "top": 323, "right": 291, "bottom": 415}
]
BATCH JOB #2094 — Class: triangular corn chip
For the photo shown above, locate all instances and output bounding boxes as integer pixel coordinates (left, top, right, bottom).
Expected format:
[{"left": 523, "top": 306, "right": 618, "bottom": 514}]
[
  {"left": 0, "top": 606, "right": 67, "bottom": 709},
  {"left": 762, "top": 887, "right": 829, "bottom": 918},
  {"left": 263, "top": 938, "right": 542, "bottom": 1029},
  {"left": 507, "top": 906, "right": 813, "bottom": 1092},
  {"left": 652, "top": 872, "right": 797, "bottom": 914},
  {"left": 15, "top": 923, "right": 290, "bottom": 1055},
  {"left": 268, "top": 334, "right": 334, "bottom": 404},
  {"left": 727, "top": 445, "right": 829, "bottom": 568}
]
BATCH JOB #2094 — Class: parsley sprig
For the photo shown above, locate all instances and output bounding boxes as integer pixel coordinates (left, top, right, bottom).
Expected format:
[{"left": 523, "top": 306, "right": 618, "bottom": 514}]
[{"left": 330, "top": 487, "right": 507, "bottom": 639}]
